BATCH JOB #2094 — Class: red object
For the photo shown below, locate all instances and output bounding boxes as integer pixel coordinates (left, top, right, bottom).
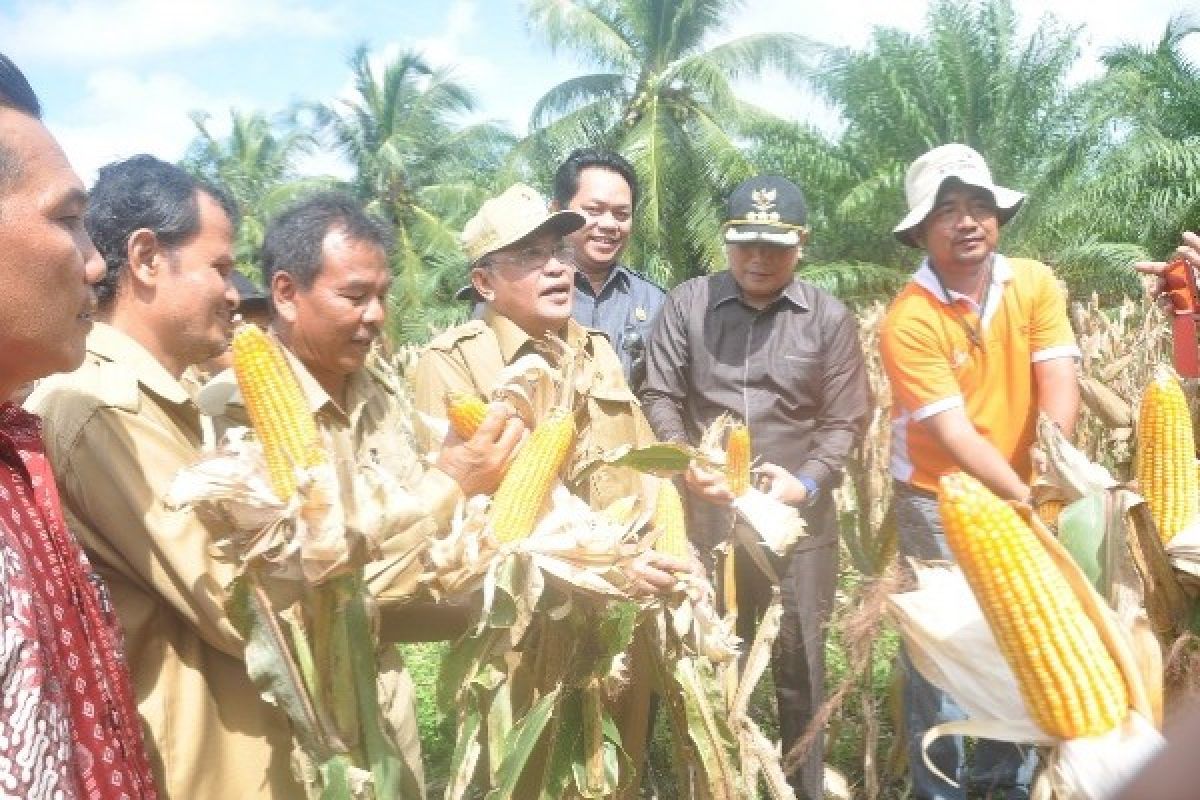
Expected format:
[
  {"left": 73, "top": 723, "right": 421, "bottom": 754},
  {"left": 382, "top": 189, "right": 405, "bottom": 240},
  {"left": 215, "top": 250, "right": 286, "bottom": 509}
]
[
  {"left": 1165, "top": 257, "right": 1200, "bottom": 378},
  {"left": 0, "top": 404, "right": 158, "bottom": 799}
]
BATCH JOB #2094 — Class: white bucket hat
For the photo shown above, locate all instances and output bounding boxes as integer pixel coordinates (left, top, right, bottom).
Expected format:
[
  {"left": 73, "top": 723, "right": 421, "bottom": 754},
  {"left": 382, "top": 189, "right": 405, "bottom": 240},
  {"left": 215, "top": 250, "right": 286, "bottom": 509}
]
[{"left": 892, "top": 143, "right": 1025, "bottom": 247}]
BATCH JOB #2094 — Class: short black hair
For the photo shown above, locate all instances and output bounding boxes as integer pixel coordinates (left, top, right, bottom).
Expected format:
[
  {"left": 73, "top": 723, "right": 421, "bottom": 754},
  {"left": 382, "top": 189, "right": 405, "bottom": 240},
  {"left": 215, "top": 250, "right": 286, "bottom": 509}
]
[
  {"left": 85, "top": 154, "right": 239, "bottom": 308},
  {"left": 552, "top": 148, "right": 638, "bottom": 210},
  {"left": 0, "top": 53, "right": 43, "bottom": 193},
  {"left": 261, "top": 191, "right": 394, "bottom": 291}
]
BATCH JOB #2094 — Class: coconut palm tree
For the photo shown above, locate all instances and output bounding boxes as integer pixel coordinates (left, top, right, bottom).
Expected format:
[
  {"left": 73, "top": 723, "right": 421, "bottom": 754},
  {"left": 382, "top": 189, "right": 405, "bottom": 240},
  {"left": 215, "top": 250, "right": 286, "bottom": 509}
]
[
  {"left": 182, "top": 109, "right": 325, "bottom": 273},
  {"left": 310, "top": 45, "right": 516, "bottom": 342},
  {"left": 523, "top": 0, "right": 817, "bottom": 285}
]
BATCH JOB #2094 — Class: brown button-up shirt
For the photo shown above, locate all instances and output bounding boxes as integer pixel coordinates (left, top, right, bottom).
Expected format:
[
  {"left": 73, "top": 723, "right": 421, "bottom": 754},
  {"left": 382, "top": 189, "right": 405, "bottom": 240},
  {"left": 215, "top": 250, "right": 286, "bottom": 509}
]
[
  {"left": 27, "top": 324, "right": 454, "bottom": 799},
  {"left": 641, "top": 271, "right": 870, "bottom": 542}
]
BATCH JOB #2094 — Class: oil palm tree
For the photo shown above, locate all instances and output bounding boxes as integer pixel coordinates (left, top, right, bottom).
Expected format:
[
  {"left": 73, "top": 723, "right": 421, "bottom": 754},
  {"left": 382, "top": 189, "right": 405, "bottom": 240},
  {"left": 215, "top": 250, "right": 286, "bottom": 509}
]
[
  {"left": 1039, "top": 15, "right": 1200, "bottom": 265},
  {"left": 310, "top": 45, "right": 516, "bottom": 342},
  {"left": 523, "top": 0, "right": 817, "bottom": 285},
  {"left": 808, "top": 0, "right": 1097, "bottom": 274}
]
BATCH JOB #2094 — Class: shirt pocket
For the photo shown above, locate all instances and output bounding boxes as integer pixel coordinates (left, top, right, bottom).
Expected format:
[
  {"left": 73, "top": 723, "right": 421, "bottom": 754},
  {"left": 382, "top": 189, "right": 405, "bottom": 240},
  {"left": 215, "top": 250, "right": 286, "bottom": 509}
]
[
  {"left": 580, "top": 383, "right": 645, "bottom": 507},
  {"left": 774, "top": 351, "right": 822, "bottom": 408}
]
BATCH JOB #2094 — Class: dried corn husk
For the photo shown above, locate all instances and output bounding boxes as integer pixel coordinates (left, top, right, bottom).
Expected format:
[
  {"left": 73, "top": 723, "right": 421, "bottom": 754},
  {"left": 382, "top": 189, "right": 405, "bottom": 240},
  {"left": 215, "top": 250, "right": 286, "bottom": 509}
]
[{"left": 166, "top": 427, "right": 350, "bottom": 583}]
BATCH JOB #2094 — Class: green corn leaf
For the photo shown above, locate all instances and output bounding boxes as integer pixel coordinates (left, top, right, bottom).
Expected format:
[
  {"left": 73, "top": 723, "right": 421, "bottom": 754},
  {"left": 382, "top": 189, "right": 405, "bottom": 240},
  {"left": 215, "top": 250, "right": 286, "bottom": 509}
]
[{"left": 485, "top": 686, "right": 563, "bottom": 800}]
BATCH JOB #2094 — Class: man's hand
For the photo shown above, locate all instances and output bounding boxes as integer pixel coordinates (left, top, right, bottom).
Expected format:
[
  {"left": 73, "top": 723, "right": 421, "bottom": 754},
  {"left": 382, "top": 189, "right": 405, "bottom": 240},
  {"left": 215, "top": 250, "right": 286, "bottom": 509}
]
[
  {"left": 625, "top": 550, "right": 701, "bottom": 596},
  {"left": 684, "top": 460, "right": 735, "bottom": 505},
  {"left": 757, "top": 463, "right": 809, "bottom": 506},
  {"left": 1134, "top": 230, "right": 1200, "bottom": 304},
  {"left": 435, "top": 403, "right": 525, "bottom": 496}
]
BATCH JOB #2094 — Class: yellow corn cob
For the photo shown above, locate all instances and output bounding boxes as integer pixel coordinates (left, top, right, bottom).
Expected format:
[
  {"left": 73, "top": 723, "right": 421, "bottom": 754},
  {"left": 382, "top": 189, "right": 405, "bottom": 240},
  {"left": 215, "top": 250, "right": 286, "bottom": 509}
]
[
  {"left": 653, "top": 479, "right": 688, "bottom": 558},
  {"left": 231, "top": 324, "right": 324, "bottom": 501},
  {"left": 489, "top": 408, "right": 575, "bottom": 542},
  {"left": 939, "top": 472, "right": 1128, "bottom": 739},
  {"left": 446, "top": 391, "right": 487, "bottom": 440},
  {"left": 725, "top": 423, "right": 751, "bottom": 496},
  {"left": 1135, "top": 365, "right": 1199, "bottom": 544},
  {"left": 1035, "top": 498, "right": 1066, "bottom": 532}
]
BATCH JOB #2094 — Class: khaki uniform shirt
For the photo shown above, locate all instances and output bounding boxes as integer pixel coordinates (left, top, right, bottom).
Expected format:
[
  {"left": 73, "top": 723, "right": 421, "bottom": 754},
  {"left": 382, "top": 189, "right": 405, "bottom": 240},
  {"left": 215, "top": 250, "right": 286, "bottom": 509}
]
[
  {"left": 412, "top": 309, "right": 657, "bottom": 798},
  {"left": 27, "top": 324, "right": 457, "bottom": 799},
  {"left": 414, "top": 308, "right": 656, "bottom": 510}
]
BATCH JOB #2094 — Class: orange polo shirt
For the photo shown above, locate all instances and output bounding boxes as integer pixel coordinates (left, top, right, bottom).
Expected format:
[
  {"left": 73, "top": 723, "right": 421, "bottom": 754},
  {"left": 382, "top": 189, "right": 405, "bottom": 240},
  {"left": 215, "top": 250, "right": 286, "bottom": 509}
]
[{"left": 880, "top": 255, "right": 1079, "bottom": 492}]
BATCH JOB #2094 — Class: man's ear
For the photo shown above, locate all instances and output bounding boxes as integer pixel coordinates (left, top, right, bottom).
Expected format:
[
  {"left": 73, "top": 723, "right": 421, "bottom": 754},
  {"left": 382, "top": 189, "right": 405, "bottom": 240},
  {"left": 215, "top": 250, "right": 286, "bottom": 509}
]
[
  {"left": 470, "top": 266, "right": 494, "bottom": 303},
  {"left": 271, "top": 271, "right": 300, "bottom": 324},
  {"left": 126, "top": 228, "right": 165, "bottom": 289}
]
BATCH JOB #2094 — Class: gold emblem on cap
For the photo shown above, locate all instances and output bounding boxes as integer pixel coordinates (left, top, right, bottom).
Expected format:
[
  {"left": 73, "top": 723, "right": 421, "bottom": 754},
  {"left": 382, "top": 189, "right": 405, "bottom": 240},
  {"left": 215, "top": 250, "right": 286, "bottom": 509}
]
[
  {"left": 747, "top": 187, "right": 781, "bottom": 223},
  {"left": 634, "top": 306, "right": 647, "bottom": 321}
]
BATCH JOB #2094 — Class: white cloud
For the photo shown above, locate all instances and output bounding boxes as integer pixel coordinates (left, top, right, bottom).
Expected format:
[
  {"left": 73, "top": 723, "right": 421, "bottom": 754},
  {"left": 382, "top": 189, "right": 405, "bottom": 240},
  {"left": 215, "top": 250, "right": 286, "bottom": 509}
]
[
  {"left": 413, "top": 0, "right": 495, "bottom": 91},
  {"left": 46, "top": 68, "right": 244, "bottom": 183},
  {"left": 0, "top": 0, "right": 338, "bottom": 65}
]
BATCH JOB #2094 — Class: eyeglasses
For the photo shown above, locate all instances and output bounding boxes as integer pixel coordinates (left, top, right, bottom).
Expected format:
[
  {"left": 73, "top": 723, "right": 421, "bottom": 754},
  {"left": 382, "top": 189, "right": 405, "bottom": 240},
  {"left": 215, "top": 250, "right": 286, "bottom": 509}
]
[{"left": 483, "top": 241, "right": 576, "bottom": 273}]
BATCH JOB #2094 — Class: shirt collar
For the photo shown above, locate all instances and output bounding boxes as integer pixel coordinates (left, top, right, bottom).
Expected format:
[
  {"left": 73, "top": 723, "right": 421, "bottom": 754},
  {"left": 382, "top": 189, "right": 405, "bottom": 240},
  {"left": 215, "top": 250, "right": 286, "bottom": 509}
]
[
  {"left": 912, "top": 254, "right": 1013, "bottom": 307},
  {"left": 87, "top": 322, "right": 192, "bottom": 406},
  {"left": 708, "top": 270, "right": 810, "bottom": 311},
  {"left": 279, "top": 342, "right": 372, "bottom": 423},
  {"left": 201, "top": 336, "right": 372, "bottom": 424},
  {"left": 574, "top": 264, "right": 631, "bottom": 297},
  {"left": 482, "top": 305, "right": 592, "bottom": 363}
]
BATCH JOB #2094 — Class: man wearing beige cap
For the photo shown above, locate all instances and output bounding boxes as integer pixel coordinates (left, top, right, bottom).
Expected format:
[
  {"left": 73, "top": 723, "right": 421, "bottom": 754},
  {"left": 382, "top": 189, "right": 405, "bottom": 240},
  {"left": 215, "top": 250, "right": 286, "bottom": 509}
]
[
  {"left": 880, "top": 144, "right": 1080, "bottom": 799},
  {"left": 413, "top": 183, "right": 697, "bottom": 797}
]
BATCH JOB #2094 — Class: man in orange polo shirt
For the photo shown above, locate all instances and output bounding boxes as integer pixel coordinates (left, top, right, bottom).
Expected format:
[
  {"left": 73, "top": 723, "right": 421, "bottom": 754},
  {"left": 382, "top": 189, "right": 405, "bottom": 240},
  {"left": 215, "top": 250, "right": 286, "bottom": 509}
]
[{"left": 880, "top": 143, "right": 1080, "bottom": 800}]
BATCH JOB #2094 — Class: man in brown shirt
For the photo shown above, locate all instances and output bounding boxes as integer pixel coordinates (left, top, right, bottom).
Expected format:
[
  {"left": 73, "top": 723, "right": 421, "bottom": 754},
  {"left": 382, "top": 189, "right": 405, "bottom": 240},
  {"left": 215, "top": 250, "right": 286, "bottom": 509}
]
[
  {"left": 641, "top": 174, "right": 870, "bottom": 799},
  {"left": 30, "top": 176, "right": 518, "bottom": 798}
]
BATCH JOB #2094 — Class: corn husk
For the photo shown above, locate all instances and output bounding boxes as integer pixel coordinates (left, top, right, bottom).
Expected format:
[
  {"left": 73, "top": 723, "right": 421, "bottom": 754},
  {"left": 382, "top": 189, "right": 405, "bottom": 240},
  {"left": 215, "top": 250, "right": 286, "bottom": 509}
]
[
  {"left": 166, "top": 427, "right": 351, "bottom": 584},
  {"left": 890, "top": 563, "right": 1163, "bottom": 798}
]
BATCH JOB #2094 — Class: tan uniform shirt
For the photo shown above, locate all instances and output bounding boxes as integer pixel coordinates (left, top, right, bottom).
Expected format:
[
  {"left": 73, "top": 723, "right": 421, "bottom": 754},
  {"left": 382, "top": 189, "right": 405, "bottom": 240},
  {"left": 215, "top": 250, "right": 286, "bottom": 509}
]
[
  {"left": 28, "top": 324, "right": 457, "bottom": 799},
  {"left": 413, "top": 309, "right": 657, "bottom": 798},
  {"left": 414, "top": 308, "right": 656, "bottom": 510}
]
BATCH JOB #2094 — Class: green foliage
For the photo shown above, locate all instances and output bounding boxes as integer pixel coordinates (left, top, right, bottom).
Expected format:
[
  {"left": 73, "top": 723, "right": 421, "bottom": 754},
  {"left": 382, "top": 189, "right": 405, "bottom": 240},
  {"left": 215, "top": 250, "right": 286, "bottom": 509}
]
[
  {"left": 522, "top": 0, "right": 819, "bottom": 285},
  {"left": 308, "top": 45, "right": 515, "bottom": 343},
  {"left": 181, "top": 109, "right": 333, "bottom": 274}
]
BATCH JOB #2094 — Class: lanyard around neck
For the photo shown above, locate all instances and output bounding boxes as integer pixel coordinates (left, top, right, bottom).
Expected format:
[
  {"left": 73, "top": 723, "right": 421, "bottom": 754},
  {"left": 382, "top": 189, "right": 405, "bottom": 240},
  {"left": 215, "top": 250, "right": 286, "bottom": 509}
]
[{"left": 930, "top": 258, "right": 994, "bottom": 352}]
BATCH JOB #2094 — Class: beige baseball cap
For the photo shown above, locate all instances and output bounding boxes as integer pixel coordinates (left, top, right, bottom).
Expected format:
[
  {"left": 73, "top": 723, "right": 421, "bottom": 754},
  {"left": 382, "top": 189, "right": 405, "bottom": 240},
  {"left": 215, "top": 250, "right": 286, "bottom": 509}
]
[
  {"left": 893, "top": 143, "right": 1024, "bottom": 247},
  {"left": 461, "top": 183, "right": 585, "bottom": 264}
]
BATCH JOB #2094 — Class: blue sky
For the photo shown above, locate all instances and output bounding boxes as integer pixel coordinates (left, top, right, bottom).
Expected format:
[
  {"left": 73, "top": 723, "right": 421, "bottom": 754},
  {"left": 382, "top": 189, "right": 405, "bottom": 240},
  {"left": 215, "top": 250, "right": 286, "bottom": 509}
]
[{"left": 2, "top": 0, "right": 1197, "bottom": 182}]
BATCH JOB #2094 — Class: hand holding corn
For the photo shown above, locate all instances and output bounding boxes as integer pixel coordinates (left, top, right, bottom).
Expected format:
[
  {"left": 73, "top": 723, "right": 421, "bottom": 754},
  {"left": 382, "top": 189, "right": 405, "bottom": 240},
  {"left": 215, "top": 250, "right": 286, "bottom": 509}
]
[
  {"left": 626, "top": 550, "right": 702, "bottom": 596},
  {"left": 757, "top": 462, "right": 809, "bottom": 506},
  {"left": 435, "top": 402, "right": 525, "bottom": 497},
  {"left": 684, "top": 461, "right": 736, "bottom": 505}
]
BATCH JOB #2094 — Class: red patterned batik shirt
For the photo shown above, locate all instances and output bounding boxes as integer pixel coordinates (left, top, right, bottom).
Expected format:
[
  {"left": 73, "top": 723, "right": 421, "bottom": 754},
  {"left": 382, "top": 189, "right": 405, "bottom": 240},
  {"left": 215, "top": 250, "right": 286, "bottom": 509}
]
[{"left": 0, "top": 404, "right": 157, "bottom": 800}]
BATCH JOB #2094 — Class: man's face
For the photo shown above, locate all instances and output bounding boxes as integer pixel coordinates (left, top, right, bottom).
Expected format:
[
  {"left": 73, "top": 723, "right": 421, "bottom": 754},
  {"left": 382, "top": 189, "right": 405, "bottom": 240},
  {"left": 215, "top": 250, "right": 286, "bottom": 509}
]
[
  {"left": 915, "top": 184, "right": 1000, "bottom": 274},
  {"left": 279, "top": 227, "right": 391, "bottom": 384},
  {"left": 473, "top": 231, "right": 574, "bottom": 338},
  {"left": 726, "top": 241, "right": 799, "bottom": 307},
  {"left": 156, "top": 191, "right": 239, "bottom": 366},
  {"left": 565, "top": 167, "right": 633, "bottom": 274},
  {"left": 0, "top": 109, "right": 103, "bottom": 391}
]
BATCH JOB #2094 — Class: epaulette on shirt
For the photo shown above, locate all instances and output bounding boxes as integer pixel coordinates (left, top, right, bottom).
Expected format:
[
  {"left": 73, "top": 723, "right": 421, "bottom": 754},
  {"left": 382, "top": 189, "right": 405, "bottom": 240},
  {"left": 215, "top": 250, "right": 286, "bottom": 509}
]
[
  {"left": 626, "top": 267, "right": 666, "bottom": 295},
  {"left": 426, "top": 319, "right": 488, "bottom": 352},
  {"left": 25, "top": 357, "right": 142, "bottom": 458}
]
